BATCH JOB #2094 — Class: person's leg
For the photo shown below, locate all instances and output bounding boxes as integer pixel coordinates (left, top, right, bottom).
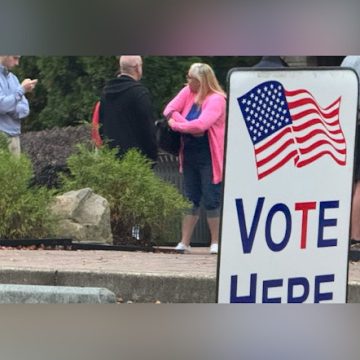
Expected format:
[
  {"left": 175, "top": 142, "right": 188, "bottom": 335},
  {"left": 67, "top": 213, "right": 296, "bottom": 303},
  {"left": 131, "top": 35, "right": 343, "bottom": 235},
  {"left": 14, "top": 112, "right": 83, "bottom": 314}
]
[
  {"left": 1, "top": 133, "right": 20, "bottom": 157},
  {"left": 177, "top": 158, "right": 201, "bottom": 249},
  {"left": 200, "top": 163, "right": 222, "bottom": 251},
  {"left": 351, "top": 181, "right": 360, "bottom": 240},
  {"left": 351, "top": 134, "right": 360, "bottom": 242},
  {"left": 8, "top": 136, "right": 20, "bottom": 157},
  {"left": 180, "top": 214, "right": 199, "bottom": 247},
  {"left": 207, "top": 214, "right": 220, "bottom": 245}
]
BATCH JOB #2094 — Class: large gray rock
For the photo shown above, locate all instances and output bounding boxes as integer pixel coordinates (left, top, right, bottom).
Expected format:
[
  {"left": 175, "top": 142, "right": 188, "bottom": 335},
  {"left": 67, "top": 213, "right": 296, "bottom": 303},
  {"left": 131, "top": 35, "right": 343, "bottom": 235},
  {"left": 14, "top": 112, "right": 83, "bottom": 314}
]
[{"left": 51, "top": 188, "right": 112, "bottom": 243}]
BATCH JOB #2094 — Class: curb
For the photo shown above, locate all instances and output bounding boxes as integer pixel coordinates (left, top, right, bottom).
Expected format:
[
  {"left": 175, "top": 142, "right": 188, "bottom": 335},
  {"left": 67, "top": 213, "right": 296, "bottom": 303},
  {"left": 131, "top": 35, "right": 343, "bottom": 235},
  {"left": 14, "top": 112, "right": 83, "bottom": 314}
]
[
  {"left": 0, "top": 269, "right": 216, "bottom": 303},
  {"left": 0, "top": 268, "right": 358, "bottom": 303},
  {"left": 0, "top": 284, "right": 116, "bottom": 303},
  {"left": 347, "top": 281, "right": 360, "bottom": 303}
]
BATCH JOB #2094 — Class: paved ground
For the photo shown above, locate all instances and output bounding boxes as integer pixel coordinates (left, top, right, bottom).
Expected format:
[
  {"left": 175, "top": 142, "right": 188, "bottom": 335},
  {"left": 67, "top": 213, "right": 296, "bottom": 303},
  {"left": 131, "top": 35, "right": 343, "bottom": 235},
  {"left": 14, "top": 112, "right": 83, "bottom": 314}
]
[
  {"left": 0, "top": 247, "right": 217, "bottom": 276},
  {"left": 0, "top": 247, "right": 359, "bottom": 302},
  {"left": 0, "top": 247, "right": 218, "bottom": 303},
  {"left": 348, "top": 260, "right": 360, "bottom": 281},
  {"left": 2, "top": 247, "right": 359, "bottom": 279}
]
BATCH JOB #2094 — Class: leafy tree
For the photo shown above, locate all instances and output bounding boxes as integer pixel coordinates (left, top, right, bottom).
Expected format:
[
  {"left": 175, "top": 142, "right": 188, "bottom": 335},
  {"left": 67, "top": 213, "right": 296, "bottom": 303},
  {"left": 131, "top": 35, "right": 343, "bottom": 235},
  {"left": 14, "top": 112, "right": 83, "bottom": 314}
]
[
  {"left": 14, "top": 56, "right": 117, "bottom": 131},
  {"left": 14, "top": 56, "right": 260, "bottom": 131}
]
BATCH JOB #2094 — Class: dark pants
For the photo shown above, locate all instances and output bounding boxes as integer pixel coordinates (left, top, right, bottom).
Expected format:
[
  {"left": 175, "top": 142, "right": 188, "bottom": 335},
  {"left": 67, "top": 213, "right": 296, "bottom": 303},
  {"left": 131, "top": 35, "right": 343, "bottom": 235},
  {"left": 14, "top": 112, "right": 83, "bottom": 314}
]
[{"left": 183, "top": 134, "right": 221, "bottom": 218}]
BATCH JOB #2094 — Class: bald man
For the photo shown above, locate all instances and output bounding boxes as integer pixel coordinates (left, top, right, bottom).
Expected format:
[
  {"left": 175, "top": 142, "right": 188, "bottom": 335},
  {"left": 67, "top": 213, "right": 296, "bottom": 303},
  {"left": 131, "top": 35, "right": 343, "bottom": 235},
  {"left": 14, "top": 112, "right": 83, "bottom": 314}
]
[{"left": 99, "top": 56, "right": 158, "bottom": 163}]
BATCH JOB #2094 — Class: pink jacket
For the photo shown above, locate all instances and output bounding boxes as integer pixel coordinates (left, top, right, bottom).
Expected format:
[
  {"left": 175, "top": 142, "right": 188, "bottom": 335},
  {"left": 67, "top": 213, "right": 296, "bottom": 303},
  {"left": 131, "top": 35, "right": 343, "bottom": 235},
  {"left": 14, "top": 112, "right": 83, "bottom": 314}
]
[{"left": 163, "top": 85, "right": 226, "bottom": 184}]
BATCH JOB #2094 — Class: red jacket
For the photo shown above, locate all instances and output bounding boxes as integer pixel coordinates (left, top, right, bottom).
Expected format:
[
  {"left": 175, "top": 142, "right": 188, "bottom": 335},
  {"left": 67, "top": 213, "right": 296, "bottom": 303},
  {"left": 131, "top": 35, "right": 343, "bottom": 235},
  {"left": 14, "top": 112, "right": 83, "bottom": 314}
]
[{"left": 91, "top": 101, "right": 102, "bottom": 148}]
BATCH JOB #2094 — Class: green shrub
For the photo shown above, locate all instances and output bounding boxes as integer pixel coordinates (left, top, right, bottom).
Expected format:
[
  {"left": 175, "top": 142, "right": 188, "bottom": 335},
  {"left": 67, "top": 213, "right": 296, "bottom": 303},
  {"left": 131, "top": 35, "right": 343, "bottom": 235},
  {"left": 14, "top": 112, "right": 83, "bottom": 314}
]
[
  {"left": 60, "top": 145, "right": 190, "bottom": 244},
  {"left": 0, "top": 136, "right": 57, "bottom": 239}
]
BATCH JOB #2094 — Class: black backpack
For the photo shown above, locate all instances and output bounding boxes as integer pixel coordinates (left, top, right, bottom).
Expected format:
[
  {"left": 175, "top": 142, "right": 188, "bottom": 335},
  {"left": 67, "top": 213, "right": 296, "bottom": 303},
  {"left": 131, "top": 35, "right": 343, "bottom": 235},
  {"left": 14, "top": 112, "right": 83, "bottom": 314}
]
[{"left": 155, "top": 118, "right": 180, "bottom": 156}]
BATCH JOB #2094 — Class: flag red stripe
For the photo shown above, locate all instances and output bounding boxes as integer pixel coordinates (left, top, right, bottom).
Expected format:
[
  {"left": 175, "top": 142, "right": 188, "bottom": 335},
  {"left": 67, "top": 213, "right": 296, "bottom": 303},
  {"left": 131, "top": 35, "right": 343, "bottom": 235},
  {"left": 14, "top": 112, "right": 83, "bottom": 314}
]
[
  {"left": 296, "top": 139, "right": 346, "bottom": 155},
  {"left": 292, "top": 118, "right": 342, "bottom": 134},
  {"left": 258, "top": 150, "right": 298, "bottom": 179},
  {"left": 255, "top": 126, "right": 293, "bottom": 153},
  {"left": 295, "top": 150, "right": 346, "bottom": 168},
  {"left": 295, "top": 128, "right": 346, "bottom": 144},
  {"left": 256, "top": 138, "right": 296, "bottom": 167},
  {"left": 285, "top": 89, "right": 341, "bottom": 111},
  {"left": 290, "top": 107, "right": 339, "bottom": 121},
  {"left": 287, "top": 98, "right": 340, "bottom": 118}
]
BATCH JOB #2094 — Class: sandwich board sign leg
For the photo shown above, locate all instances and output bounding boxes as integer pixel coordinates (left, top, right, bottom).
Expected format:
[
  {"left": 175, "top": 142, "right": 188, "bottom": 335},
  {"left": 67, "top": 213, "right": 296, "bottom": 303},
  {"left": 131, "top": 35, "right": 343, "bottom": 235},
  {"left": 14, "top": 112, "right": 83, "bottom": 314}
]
[{"left": 217, "top": 68, "right": 358, "bottom": 303}]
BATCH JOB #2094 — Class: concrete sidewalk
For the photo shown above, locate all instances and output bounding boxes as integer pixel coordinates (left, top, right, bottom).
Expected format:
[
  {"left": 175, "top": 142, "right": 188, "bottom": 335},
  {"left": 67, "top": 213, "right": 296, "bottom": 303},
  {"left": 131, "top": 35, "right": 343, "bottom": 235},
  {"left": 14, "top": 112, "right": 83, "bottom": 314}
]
[{"left": 0, "top": 247, "right": 359, "bottom": 303}]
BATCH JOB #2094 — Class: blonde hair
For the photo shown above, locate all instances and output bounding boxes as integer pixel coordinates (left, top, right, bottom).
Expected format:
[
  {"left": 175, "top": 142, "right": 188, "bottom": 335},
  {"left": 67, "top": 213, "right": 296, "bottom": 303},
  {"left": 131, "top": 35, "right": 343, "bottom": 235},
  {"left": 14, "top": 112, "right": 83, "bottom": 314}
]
[{"left": 188, "top": 63, "right": 226, "bottom": 104}]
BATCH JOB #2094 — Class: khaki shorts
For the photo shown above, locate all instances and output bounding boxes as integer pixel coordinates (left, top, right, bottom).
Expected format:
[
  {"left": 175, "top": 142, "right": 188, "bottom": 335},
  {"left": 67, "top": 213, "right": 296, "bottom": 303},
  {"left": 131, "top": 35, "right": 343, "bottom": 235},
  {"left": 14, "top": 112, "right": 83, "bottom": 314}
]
[{"left": 7, "top": 135, "right": 21, "bottom": 157}]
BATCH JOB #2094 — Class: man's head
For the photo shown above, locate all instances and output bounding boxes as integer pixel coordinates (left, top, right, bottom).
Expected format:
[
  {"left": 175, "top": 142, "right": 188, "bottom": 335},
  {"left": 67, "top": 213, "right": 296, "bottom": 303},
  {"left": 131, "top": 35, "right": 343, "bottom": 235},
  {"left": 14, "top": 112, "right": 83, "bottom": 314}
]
[
  {"left": 119, "top": 56, "right": 143, "bottom": 81},
  {"left": 0, "top": 56, "right": 21, "bottom": 69}
]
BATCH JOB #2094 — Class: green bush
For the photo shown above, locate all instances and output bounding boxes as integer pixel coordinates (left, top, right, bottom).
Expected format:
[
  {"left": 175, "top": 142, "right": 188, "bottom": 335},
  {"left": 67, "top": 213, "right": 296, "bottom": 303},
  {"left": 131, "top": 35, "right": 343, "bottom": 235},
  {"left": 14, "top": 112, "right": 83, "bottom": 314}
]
[
  {"left": 60, "top": 145, "right": 190, "bottom": 244},
  {"left": 0, "top": 135, "right": 57, "bottom": 239}
]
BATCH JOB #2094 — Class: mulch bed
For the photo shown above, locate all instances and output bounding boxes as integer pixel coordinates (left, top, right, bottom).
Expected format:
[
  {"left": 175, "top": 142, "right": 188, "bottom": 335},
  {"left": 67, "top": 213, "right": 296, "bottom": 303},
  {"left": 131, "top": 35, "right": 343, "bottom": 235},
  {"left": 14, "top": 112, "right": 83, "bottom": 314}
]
[{"left": 20, "top": 124, "right": 92, "bottom": 188}]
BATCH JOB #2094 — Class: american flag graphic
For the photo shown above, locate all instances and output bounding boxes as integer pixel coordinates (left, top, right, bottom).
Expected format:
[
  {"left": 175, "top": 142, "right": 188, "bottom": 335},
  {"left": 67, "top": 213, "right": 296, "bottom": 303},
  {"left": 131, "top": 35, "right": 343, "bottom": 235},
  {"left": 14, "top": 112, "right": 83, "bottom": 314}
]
[{"left": 238, "top": 80, "right": 346, "bottom": 180}]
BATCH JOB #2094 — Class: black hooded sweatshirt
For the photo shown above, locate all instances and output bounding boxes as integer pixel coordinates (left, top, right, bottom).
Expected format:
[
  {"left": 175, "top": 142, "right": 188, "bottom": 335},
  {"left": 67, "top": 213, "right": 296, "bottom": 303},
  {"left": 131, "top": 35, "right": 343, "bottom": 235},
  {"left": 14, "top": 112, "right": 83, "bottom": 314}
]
[
  {"left": 253, "top": 56, "right": 289, "bottom": 68},
  {"left": 99, "top": 75, "right": 158, "bottom": 162}
]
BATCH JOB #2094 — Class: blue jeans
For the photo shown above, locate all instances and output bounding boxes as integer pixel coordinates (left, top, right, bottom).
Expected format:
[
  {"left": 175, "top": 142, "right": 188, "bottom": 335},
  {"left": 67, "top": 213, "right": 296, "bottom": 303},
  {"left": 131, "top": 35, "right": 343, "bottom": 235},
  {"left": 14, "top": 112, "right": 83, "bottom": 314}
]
[{"left": 183, "top": 135, "right": 221, "bottom": 217}]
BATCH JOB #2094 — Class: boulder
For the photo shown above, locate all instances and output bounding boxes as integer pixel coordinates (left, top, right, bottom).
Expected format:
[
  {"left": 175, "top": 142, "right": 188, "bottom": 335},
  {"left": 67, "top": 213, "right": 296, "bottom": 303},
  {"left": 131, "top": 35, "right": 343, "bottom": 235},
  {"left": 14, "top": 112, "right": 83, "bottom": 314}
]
[{"left": 51, "top": 188, "right": 112, "bottom": 244}]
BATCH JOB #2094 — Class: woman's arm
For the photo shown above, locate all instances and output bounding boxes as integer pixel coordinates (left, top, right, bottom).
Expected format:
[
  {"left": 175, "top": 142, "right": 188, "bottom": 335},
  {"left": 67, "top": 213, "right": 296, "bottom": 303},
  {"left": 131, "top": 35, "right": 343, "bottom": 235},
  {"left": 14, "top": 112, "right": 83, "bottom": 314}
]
[
  {"left": 169, "top": 94, "right": 226, "bottom": 134},
  {"left": 163, "top": 86, "right": 191, "bottom": 119}
]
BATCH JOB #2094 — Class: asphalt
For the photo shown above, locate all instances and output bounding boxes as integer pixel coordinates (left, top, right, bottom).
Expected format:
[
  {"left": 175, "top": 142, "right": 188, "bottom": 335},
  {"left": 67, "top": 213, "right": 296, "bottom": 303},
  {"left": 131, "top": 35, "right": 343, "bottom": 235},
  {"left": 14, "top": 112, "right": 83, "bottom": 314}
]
[{"left": 0, "top": 246, "right": 359, "bottom": 303}]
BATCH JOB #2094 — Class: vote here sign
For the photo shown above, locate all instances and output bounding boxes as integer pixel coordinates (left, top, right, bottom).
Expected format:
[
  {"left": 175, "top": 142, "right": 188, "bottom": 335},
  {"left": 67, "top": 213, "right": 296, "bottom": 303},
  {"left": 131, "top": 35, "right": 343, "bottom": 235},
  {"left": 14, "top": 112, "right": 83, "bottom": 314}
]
[{"left": 217, "top": 68, "right": 358, "bottom": 303}]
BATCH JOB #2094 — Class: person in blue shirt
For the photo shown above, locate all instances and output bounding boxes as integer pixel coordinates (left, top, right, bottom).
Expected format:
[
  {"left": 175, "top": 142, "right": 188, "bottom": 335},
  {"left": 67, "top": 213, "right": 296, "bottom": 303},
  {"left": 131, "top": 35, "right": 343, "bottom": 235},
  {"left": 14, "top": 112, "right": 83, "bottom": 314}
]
[
  {"left": 341, "top": 56, "right": 360, "bottom": 244},
  {"left": 0, "top": 56, "right": 37, "bottom": 155},
  {"left": 253, "top": 56, "right": 288, "bottom": 68}
]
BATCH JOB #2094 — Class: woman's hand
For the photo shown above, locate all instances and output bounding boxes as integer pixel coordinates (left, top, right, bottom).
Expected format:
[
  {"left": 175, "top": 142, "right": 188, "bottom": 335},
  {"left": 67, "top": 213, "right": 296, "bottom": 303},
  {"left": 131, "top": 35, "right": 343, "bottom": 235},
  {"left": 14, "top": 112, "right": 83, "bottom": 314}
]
[{"left": 169, "top": 118, "right": 204, "bottom": 136}]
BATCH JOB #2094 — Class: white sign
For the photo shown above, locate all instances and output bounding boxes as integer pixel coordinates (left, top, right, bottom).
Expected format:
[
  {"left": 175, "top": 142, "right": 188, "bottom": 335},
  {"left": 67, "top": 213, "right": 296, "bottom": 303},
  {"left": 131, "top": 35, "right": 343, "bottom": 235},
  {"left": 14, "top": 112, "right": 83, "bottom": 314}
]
[{"left": 217, "top": 68, "right": 358, "bottom": 303}]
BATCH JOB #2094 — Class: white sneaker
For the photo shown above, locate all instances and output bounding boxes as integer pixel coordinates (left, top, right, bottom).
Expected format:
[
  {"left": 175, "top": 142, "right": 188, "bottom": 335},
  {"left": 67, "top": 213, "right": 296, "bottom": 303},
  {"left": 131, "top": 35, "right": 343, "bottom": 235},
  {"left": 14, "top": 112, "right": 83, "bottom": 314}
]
[
  {"left": 210, "top": 243, "right": 218, "bottom": 254},
  {"left": 175, "top": 242, "right": 191, "bottom": 253}
]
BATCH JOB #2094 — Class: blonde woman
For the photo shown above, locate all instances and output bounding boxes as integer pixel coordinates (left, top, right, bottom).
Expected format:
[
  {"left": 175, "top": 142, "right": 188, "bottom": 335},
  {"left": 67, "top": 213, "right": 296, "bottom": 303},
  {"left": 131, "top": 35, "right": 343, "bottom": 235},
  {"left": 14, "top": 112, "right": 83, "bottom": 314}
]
[{"left": 163, "top": 63, "right": 226, "bottom": 254}]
